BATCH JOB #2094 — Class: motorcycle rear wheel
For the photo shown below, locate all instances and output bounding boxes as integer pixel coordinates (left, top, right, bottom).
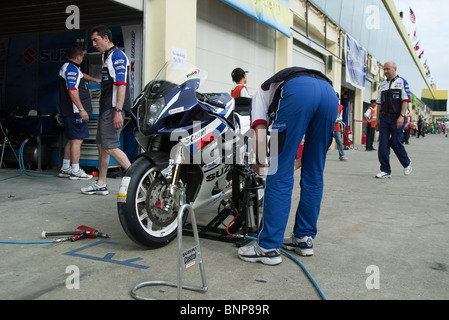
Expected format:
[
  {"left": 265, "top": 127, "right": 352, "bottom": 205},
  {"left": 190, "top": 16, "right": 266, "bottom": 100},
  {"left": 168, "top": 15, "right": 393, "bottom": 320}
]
[{"left": 118, "top": 157, "right": 187, "bottom": 248}]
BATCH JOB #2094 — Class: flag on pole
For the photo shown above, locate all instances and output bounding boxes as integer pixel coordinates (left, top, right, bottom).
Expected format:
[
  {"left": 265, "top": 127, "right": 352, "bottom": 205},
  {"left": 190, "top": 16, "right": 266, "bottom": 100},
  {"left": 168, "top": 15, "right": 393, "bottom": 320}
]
[
  {"left": 409, "top": 8, "right": 416, "bottom": 24},
  {"left": 414, "top": 40, "right": 420, "bottom": 51},
  {"left": 412, "top": 30, "right": 417, "bottom": 43}
]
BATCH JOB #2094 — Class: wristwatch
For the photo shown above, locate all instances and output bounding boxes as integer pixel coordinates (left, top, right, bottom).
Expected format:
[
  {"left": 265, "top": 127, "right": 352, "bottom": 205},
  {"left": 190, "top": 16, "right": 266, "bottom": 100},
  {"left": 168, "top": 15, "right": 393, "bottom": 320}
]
[
  {"left": 115, "top": 108, "right": 122, "bottom": 113},
  {"left": 400, "top": 113, "right": 406, "bottom": 117}
]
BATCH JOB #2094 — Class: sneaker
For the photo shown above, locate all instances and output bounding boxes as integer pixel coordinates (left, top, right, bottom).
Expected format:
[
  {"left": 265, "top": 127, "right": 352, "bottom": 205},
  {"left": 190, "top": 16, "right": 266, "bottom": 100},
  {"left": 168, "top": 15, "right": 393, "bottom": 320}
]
[
  {"left": 282, "top": 235, "right": 314, "bottom": 256},
  {"left": 376, "top": 172, "right": 391, "bottom": 179},
  {"left": 81, "top": 180, "right": 109, "bottom": 195},
  {"left": 58, "top": 167, "right": 72, "bottom": 178},
  {"left": 238, "top": 243, "right": 282, "bottom": 265},
  {"left": 70, "top": 168, "right": 93, "bottom": 180},
  {"left": 404, "top": 160, "right": 412, "bottom": 176},
  {"left": 339, "top": 155, "right": 348, "bottom": 161}
]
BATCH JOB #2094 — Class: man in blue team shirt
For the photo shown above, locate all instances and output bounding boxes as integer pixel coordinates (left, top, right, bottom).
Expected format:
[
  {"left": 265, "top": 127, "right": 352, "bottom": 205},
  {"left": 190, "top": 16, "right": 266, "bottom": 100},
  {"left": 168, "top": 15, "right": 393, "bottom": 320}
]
[
  {"left": 375, "top": 61, "right": 412, "bottom": 179},
  {"left": 81, "top": 25, "right": 132, "bottom": 196},
  {"left": 58, "top": 45, "right": 100, "bottom": 180}
]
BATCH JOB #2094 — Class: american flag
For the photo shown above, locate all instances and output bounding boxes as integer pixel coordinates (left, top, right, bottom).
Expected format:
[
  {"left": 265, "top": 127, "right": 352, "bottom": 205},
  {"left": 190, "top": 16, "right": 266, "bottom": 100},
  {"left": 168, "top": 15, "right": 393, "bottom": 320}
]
[{"left": 409, "top": 8, "right": 416, "bottom": 24}]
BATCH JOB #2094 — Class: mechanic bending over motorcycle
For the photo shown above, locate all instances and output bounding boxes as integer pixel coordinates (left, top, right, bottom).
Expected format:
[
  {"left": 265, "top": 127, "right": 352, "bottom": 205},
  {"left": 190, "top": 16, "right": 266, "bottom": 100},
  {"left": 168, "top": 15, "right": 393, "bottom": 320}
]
[{"left": 238, "top": 67, "right": 338, "bottom": 265}]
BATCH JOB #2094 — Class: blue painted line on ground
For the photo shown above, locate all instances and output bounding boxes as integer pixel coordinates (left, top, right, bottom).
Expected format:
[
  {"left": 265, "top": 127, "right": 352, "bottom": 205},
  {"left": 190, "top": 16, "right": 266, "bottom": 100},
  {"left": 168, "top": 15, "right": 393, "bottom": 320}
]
[{"left": 62, "top": 240, "right": 150, "bottom": 270}]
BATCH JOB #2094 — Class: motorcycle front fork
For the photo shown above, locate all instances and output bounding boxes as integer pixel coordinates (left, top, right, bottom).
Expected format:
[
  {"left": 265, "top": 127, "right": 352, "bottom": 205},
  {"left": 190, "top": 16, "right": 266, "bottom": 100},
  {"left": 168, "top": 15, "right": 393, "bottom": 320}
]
[
  {"left": 162, "top": 144, "right": 184, "bottom": 212},
  {"left": 171, "top": 143, "right": 184, "bottom": 186}
]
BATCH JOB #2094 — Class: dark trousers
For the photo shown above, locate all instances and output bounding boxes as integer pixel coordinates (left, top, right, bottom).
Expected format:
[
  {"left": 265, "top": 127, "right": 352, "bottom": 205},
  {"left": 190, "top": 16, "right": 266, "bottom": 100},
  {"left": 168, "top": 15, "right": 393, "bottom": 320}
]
[
  {"left": 366, "top": 125, "right": 375, "bottom": 149},
  {"left": 378, "top": 114, "right": 411, "bottom": 175},
  {"left": 402, "top": 128, "right": 410, "bottom": 144},
  {"left": 417, "top": 126, "right": 425, "bottom": 138}
]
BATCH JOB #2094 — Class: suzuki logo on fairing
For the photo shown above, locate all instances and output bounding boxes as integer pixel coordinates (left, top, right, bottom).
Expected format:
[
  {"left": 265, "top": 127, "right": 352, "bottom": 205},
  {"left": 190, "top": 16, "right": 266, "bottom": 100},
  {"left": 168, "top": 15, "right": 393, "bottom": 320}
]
[
  {"left": 197, "top": 132, "right": 214, "bottom": 150},
  {"left": 205, "top": 165, "right": 231, "bottom": 182}
]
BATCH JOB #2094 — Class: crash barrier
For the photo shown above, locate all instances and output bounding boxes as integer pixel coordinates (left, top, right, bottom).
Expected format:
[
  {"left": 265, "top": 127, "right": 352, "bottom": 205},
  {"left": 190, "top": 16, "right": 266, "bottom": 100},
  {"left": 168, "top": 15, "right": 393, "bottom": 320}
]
[{"left": 130, "top": 204, "right": 208, "bottom": 300}]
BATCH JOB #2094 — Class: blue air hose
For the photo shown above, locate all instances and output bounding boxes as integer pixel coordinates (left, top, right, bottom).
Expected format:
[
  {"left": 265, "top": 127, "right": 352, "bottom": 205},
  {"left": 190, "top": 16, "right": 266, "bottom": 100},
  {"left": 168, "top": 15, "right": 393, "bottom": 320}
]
[
  {"left": 0, "top": 240, "right": 57, "bottom": 244},
  {"left": 0, "top": 139, "right": 58, "bottom": 181},
  {"left": 18, "top": 139, "right": 58, "bottom": 177},
  {"left": 246, "top": 236, "right": 327, "bottom": 300}
]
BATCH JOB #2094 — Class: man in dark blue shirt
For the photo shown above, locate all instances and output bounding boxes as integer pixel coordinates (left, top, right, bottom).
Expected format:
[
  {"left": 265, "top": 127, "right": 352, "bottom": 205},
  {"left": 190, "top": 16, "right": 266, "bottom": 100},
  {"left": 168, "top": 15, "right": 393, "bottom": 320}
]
[
  {"left": 375, "top": 61, "right": 412, "bottom": 179},
  {"left": 58, "top": 45, "right": 100, "bottom": 180},
  {"left": 81, "top": 25, "right": 132, "bottom": 196}
]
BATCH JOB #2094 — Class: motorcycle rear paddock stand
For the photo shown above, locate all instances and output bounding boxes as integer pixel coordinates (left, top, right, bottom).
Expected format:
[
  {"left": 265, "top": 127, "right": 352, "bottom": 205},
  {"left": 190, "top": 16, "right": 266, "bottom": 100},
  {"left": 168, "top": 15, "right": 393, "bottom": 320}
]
[{"left": 182, "top": 164, "right": 263, "bottom": 248}]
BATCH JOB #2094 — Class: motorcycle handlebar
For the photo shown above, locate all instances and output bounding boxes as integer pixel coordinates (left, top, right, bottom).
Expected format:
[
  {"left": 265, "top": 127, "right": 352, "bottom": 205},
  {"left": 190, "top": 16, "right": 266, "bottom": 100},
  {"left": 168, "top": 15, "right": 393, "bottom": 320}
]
[{"left": 196, "top": 92, "right": 227, "bottom": 109}]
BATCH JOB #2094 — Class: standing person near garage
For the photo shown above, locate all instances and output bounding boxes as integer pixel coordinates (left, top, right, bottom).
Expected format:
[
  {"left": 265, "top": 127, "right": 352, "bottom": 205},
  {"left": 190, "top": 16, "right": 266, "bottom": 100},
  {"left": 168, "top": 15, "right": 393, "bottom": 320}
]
[
  {"left": 230, "top": 68, "right": 250, "bottom": 98},
  {"left": 402, "top": 108, "right": 412, "bottom": 144},
  {"left": 334, "top": 95, "right": 348, "bottom": 160},
  {"left": 364, "top": 99, "right": 377, "bottom": 151},
  {"left": 238, "top": 67, "right": 338, "bottom": 265},
  {"left": 58, "top": 45, "right": 100, "bottom": 180},
  {"left": 375, "top": 61, "right": 412, "bottom": 179},
  {"left": 81, "top": 25, "right": 132, "bottom": 196}
]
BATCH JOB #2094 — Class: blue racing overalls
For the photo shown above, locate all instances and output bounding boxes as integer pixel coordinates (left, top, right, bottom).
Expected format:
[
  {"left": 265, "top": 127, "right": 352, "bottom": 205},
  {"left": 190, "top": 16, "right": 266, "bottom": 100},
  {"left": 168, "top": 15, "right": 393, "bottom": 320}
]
[{"left": 251, "top": 68, "right": 338, "bottom": 249}]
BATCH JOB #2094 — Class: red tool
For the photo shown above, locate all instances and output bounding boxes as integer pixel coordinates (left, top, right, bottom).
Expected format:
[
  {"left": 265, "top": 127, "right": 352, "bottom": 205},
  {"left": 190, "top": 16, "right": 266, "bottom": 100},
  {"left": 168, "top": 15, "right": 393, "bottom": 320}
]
[
  {"left": 75, "top": 225, "right": 109, "bottom": 239},
  {"left": 41, "top": 225, "right": 109, "bottom": 242}
]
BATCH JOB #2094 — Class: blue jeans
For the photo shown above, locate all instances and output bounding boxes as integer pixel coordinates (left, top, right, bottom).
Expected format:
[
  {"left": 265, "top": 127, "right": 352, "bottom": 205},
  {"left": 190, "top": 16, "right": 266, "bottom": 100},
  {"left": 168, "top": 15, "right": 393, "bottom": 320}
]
[
  {"left": 334, "top": 130, "right": 345, "bottom": 157},
  {"left": 258, "top": 76, "right": 338, "bottom": 249},
  {"left": 378, "top": 114, "right": 411, "bottom": 174}
]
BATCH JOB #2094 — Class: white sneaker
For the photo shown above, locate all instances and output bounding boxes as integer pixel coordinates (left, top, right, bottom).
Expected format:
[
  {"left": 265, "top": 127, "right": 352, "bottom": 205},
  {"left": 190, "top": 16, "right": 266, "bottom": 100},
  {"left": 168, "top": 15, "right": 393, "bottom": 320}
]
[
  {"left": 81, "top": 180, "right": 109, "bottom": 195},
  {"left": 282, "top": 234, "right": 314, "bottom": 256},
  {"left": 376, "top": 172, "right": 391, "bottom": 179},
  {"left": 238, "top": 243, "right": 282, "bottom": 265},
  {"left": 58, "top": 167, "right": 72, "bottom": 178},
  {"left": 70, "top": 168, "right": 93, "bottom": 180},
  {"left": 404, "top": 160, "right": 412, "bottom": 176}
]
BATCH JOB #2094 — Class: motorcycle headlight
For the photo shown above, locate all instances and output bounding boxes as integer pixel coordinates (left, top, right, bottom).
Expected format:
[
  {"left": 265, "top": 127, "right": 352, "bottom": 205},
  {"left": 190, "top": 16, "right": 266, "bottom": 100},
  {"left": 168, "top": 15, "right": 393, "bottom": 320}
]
[
  {"left": 139, "top": 97, "right": 165, "bottom": 131},
  {"left": 150, "top": 103, "right": 160, "bottom": 114}
]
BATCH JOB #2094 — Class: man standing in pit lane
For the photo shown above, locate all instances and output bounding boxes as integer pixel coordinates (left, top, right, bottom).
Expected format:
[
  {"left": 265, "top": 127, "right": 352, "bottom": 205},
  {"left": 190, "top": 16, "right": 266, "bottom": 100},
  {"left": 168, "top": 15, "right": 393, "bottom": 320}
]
[
  {"left": 58, "top": 45, "right": 101, "bottom": 180},
  {"left": 375, "top": 61, "right": 412, "bottom": 179},
  {"left": 81, "top": 25, "right": 132, "bottom": 196}
]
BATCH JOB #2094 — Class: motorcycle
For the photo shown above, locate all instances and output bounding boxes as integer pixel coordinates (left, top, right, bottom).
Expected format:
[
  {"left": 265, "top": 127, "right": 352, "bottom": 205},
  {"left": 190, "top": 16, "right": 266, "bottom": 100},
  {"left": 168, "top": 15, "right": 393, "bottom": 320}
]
[{"left": 117, "top": 61, "right": 262, "bottom": 248}]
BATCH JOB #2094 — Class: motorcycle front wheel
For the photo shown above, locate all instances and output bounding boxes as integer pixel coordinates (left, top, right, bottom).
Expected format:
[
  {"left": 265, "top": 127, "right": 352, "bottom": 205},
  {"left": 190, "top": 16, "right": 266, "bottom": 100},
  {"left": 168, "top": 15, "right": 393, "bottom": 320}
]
[{"left": 117, "top": 157, "right": 187, "bottom": 248}]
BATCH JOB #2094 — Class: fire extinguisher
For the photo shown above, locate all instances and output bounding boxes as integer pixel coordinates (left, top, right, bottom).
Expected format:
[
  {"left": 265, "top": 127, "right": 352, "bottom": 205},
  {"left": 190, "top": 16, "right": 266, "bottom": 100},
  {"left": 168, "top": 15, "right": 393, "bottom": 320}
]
[{"left": 344, "top": 125, "right": 352, "bottom": 148}]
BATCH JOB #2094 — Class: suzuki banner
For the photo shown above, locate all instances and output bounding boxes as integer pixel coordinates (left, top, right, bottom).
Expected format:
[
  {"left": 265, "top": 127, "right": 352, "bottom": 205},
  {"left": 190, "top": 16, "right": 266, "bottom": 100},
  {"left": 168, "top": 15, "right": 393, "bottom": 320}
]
[
  {"left": 345, "top": 33, "right": 367, "bottom": 90},
  {"left": 3, "top": 25, "right": 141, "bottom": 116},
  {"left": 222, "top": 0, "right": 290, "bottom": 38}
]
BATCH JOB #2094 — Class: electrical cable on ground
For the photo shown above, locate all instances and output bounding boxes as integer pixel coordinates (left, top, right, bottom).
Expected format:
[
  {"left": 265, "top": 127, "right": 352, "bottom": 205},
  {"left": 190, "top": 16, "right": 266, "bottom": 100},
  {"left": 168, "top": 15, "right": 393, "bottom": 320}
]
[{"left": 246, "top": 235, "right": 327, "bottom": 300}]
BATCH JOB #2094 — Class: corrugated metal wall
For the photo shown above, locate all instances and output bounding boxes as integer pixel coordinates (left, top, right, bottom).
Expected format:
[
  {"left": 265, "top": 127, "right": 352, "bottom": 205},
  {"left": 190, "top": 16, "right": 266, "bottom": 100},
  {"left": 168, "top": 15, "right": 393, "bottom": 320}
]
[{"left": 0, "top": 0, "right": 142, "bottom": 37}]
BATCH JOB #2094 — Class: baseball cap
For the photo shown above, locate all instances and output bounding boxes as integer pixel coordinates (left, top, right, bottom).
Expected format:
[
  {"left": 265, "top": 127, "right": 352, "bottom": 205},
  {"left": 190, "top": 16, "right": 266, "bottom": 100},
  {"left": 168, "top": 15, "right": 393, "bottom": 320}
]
[{"left": 231, "top": 68, "right": 248, "bottom": 83}]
